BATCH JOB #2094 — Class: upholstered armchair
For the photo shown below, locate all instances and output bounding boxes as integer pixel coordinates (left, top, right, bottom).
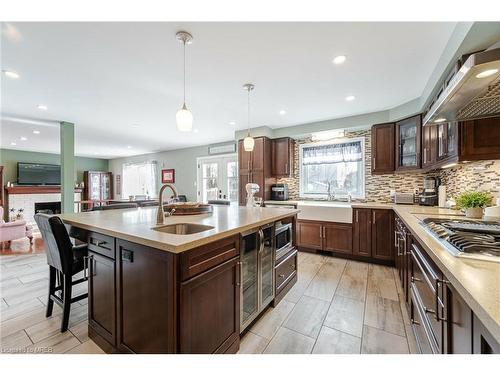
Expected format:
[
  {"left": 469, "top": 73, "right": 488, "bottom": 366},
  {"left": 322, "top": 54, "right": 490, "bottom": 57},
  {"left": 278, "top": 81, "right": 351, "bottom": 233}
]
[{"left": 0, "top": 207, "right": 33, "bottom": 245}]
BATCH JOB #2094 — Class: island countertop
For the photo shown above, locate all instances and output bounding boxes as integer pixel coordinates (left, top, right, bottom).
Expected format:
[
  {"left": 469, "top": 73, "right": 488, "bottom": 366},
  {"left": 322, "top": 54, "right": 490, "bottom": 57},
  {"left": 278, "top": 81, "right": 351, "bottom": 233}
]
[{"left": 59, "top": 205, "right": 299, "bottom": 254}]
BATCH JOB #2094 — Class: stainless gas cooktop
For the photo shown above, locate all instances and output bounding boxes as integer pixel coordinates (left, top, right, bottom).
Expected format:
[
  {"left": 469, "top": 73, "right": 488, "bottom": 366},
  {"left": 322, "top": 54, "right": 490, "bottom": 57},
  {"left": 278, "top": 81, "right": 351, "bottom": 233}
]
[{"left": 421, "top": 218, "right": 500, "bottom": 262}]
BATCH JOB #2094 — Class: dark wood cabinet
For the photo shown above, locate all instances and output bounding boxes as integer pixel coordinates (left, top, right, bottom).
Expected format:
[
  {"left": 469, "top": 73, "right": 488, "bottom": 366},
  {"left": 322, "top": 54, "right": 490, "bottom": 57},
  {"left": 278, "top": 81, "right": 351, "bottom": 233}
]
[
  {"left": 238, "top": 137, "right": 274, "bottom": 205},
  {"left": 473, "top": 313, "right": 500, "bottom": 354},
  {"left": 297, "top": 220, "right": 323, "bottom": 250},
  {"left": 116, "top": 240, "right": 175, "bottom": 354},
  {"left": 460, "top": 117, "right": 500, "bottom": 161},
  {"left": 272, "top": 137, "right": 294, "bottom": 177},
  {"left": 443, "top": 279, "right": 473, "bottom": 354},
  {"left": 180, "top": 257, "right": 240, "bottom": 354},
  {"left": 395, "top": 114, "right": 422, "bottom": 171},
  {"left": 371, "top": 123, "right": 395, "bottom": 174},
  {"left": 88, "top": 250, "right": 116, "bottom": 346},
  {"left": 436, "top": 122, "right": 458, "bottom": 164},
  {"left": 422, "top": 124, "right": 437, "bottom": 168},
  {"left": 84, "top": 171, "right": 113, "bottom": 201},
  {"left": 297, "top": 220, "right": 353, "bottom": 255},
  {"left": 352, "top": 208, "right": 372, "bottom": 258},
  {"left": 323, "top": 223, "right": 353, "bottom": 254},
  {"left": 371, "top": 209, "right": 394, "bottom": 261}
]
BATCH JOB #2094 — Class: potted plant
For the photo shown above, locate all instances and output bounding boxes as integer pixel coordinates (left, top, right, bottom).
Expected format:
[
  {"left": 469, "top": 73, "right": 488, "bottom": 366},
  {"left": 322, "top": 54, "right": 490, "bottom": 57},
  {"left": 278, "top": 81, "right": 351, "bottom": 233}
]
[{"left": 455, "top": 191, "right": 492, "bottom": 219}]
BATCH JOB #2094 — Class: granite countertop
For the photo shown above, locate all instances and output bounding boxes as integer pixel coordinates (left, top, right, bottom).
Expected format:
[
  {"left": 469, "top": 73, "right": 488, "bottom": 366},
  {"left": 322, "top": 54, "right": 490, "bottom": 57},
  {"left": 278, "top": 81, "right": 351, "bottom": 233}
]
[
  {"left": 392, "top": 205, "right": 500, "bottom": 343},
  {"left": 59, "top": 205, "right": 299, "bottom": 254}
]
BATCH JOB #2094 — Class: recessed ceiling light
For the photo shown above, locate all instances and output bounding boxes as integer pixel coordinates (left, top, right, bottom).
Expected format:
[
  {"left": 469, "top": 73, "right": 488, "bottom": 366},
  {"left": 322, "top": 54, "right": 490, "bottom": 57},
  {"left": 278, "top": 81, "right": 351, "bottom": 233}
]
[
  {"left": 33, "top": 130, "right": 40, "bottom": 134},
  {"left": 194, "top": 129, "right": 199, "bottom": 133},
  {"left": 3, "top": 70, "right": 20, "bottom": 79},
  {"left": 10, "top": 142, "right": 17, "bottom": 146},
  {"left": 37, "top": 104, "right": 48, "bottom": 111},
  {"left": 434, "top": 118, "right": 447, "bottom": 123},
  {"left": 127, "top": 145, "right": 132, "bottom": 149},
  {"left": 229, "top": 121, "right": 236, "bottom": 126},
  {"left": 332, "top": 55, "right": 347, "bottom": 65},
  {"left": 20, "top": 136, "right": 27, "bottom": 141},
  {"left": 475, "top": 68, "right": 498, "bottom": 79},
  {"left": 345, "top": 95, "right": 355, "bottom": 101},
  {"left": 279, "top": 110, "right": 286, "bottom": 115},
  {"left": 131, "top": 124, "right": 140, "bottom": 128}
]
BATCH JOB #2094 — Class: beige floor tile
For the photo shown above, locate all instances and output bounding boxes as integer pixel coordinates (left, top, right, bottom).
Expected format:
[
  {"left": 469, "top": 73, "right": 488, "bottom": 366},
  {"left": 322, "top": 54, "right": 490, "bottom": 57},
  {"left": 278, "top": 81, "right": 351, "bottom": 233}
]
[
  {"left": 336, "top": 262, "right": 368, "bottom": 302},
  {"left": 297, "top": 261, "right": 323, "bottom": 284},
  {"left": 1, "top": 306, "right": 60, "bottom": 338},
  {"left": 0, "top": 330, "right": 33, "bottom": 352},
  {"left": 0, "top": 265, "right": 32, "bottom": 282},
  {"left": 364, "top": 294, "right": 405, "bottom": 337},
  {"left": 283, "top": 279, "right": 309, "bottom": 304},
  {"left": 249, "top": 300, "right": 295, "bottom": 340},
  {"left": 1, "top": 297, "right": 44, "bottom": 320},
  {"left": 69, "top": 320, "right": 89, "bottom": 343},
  {"left": 324, "top": 294, "right": 365, "bottom": 337},
  {"left": 65, "top": 340, "right": 105, "bottom": 354},
  {"left": 303, "top": 261, "right": 346, "bottom": 302},
  {"left": 361, "top": 325, "right": 409, "bottom": 354},
  {"left": 312, "top": 326, "right": 361, "bottom": 354},
  {"left": 367, "top": 264, "right": 398, "bottom": 301},
  {"left": 238, "top": 331, "right": 269, "bottom": 354},
  {"left": 18, "top": 270, "right": 49, "bottom": 284},
  {"left": 263, "top": 327, "right": 315, "bottom": 354},
  {"left": 399, "top": 298, "right": 418, "bottom": 354},
  {"left": 1, "top": 298, "right": 7, "bottom": 309},
  {"left": 25, "top": 315, "right": 64, "bottom": 343},
  {"left": 26, "top": 331, "right": 80, "bottom": 354},
  {"left": 283, "top": 295, "right": 329, "bottom": 339}
]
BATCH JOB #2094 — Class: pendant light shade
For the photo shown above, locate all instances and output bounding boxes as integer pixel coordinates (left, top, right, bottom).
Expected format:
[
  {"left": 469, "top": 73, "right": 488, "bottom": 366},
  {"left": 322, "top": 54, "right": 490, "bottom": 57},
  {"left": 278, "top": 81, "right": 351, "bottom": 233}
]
[
  {"left": 243, "top": 135, "right": 255, "bottom": 152},
  {"left": 243, "top": 83, "right": 255, "bottom": 152},
  {"left": 176, "top": 31, "right": 193, "bottom": 132},
  {"left": 176, "top": 103, "right": 193, "bottom": 132}
]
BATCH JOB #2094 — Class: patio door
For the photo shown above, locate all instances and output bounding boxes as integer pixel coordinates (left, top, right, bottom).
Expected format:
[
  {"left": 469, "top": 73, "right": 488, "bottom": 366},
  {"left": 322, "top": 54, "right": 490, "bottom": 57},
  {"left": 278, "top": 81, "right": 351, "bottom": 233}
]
[{"left": 197, "top": 154, "right": 238, "bottom": 203}]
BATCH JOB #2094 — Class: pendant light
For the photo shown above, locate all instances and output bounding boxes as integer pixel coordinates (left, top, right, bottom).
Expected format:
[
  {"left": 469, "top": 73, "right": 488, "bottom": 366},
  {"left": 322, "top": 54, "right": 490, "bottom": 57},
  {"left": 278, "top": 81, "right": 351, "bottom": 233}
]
[
  {"left": 176, "top": 31, "right": 193, "bottom": 132},
  {"left": 243, "top": 83, "right": 255, "bottom": 152}
]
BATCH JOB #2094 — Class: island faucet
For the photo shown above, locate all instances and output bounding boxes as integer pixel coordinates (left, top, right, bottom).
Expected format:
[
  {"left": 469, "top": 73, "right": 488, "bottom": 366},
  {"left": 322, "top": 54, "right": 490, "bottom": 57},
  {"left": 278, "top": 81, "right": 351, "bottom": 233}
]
[{"left": 156, "top": 183, "right": 179, "bottom": 225}]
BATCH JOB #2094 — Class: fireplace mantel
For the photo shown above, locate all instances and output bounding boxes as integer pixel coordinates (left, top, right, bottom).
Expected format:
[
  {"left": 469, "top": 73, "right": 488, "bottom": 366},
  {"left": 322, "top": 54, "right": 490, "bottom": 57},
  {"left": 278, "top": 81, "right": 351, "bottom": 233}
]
[{"left": 5, "top": 186, "right": 83, "bottom": 195}]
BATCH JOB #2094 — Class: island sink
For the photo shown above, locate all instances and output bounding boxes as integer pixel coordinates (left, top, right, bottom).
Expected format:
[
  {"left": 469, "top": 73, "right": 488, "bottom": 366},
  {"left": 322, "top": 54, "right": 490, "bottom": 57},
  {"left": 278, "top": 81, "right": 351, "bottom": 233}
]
[{"left": 152, "top": 223, "right": 214, "bottom": 235}]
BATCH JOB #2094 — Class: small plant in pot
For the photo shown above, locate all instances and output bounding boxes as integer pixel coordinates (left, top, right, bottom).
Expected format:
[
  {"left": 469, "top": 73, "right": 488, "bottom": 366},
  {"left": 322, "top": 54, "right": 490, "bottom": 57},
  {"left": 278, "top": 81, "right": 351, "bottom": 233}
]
[{"left": 455, "top": 191, "right": 492, "bottom": 219}]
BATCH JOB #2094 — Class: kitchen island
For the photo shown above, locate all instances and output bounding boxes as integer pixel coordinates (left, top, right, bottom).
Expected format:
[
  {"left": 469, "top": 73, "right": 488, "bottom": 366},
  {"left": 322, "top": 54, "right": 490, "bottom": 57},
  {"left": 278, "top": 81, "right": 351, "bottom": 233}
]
[{"left": 59, "top": 205, "right": 299, "bottom": 354}]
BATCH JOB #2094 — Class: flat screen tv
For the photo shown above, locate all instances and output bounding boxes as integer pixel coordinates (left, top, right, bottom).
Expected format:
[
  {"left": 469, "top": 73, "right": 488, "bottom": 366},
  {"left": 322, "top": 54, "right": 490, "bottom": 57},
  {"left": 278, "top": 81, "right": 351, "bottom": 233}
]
[{"left": 17, "top": 163, "right": 61, "bottom": 185}]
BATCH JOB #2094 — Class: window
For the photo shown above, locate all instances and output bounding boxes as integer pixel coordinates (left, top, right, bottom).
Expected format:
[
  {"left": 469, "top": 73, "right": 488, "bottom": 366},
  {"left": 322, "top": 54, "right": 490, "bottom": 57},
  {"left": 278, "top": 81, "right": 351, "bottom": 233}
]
[
  {"left": 299, "top": 137, "right": 365, "bottom": 199},
  {"left": 122, "top": 161, "right": 158, "bottom": 198}
]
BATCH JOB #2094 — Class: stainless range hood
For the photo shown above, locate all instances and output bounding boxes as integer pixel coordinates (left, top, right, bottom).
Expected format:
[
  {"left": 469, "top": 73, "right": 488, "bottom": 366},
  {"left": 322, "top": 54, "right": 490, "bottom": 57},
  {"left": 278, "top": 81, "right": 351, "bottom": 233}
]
[{"left": 423, "top": 46, "right": 500, "bottom": 126}]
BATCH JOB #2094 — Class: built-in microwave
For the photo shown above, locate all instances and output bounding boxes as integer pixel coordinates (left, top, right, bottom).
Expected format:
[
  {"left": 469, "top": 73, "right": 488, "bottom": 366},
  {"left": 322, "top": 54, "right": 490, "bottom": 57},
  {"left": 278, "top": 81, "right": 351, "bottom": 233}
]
[{"left": 275, "top": 222, "right": 293, "bottom": 262}]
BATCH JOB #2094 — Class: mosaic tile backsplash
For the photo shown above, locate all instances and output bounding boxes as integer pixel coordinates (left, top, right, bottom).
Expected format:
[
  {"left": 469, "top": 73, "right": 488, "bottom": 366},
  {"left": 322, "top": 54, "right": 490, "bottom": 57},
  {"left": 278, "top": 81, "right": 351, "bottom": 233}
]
[{"left": 277, "top": 129, "right": 500, "bottom": 203}]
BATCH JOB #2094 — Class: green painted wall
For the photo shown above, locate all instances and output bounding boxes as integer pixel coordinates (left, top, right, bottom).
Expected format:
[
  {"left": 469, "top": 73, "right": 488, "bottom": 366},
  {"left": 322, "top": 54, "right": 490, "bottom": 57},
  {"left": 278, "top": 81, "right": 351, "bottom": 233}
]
[{"left": 0, "top": 148, "right": 109, "bottom": 184}]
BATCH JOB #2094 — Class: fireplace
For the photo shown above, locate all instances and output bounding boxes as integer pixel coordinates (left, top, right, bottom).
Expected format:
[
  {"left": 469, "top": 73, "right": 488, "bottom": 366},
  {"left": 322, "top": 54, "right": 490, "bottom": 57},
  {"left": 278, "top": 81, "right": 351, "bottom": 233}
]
[{"left": 35, "top": 201, "right": 61, "bottom": 215}]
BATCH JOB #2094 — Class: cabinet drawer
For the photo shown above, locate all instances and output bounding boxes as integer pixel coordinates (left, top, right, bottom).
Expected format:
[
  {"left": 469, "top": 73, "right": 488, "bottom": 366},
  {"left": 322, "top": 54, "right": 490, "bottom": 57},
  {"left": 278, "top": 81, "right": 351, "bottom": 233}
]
[
  {"left": 410, "top": 285, "right": 437, "bottom": 354},
  {"left": 88, "top": 232, "right": 115, "bottom": 259},
  {"left": 410, "top": 242, "right": 443, "bottom": 351},
  {"left": 275, "top": 249, "right": 297, "bottom": 293},
  {"left": 180, "top": 235, "right": 239, "bottom": 281}
]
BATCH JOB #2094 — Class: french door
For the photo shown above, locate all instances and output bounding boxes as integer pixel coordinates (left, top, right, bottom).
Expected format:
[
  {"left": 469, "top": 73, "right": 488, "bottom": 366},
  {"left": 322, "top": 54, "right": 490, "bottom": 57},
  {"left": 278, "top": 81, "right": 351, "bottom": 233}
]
[{"left": 196, "top": 154, "right": 238, "bottom": 203}]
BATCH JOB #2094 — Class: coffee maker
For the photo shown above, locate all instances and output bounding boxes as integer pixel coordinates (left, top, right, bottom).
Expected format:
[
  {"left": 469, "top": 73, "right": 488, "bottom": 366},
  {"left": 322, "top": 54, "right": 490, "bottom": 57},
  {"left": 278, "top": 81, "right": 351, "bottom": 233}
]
[{"left": 419, "top": 176, "right": 440, "bottom": 206}]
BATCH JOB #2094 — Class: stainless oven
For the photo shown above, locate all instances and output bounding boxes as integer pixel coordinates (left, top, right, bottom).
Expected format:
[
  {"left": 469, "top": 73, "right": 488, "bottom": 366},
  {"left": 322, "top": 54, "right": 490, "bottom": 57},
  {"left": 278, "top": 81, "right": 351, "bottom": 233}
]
[{"left": 275, "top": 222, "right": 293, "bottom": 262}]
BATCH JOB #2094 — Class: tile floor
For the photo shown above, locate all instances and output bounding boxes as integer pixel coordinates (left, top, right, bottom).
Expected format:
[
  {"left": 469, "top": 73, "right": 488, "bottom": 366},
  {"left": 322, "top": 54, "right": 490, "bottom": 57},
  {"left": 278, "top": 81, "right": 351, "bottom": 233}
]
[
  {"left": 238, "top": 251, "right": 418, "bottom": 354},
  {"left": 0, "top": 250, "right": 416, "bottom": 354}
]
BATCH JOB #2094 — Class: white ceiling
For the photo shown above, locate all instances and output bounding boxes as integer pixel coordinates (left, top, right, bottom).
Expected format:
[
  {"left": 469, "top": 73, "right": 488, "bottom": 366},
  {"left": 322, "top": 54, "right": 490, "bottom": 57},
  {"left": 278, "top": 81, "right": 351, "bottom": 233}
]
[{"left": 1, "top": 22, "right": 457, "bottom": 158}]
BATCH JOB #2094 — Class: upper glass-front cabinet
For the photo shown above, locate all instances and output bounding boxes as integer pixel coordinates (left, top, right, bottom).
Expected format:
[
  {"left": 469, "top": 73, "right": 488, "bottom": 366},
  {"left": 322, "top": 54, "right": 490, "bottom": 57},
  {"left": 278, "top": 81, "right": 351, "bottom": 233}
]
[
  {"left": 395, "top": 114, "right": 422, "bottom": 171},
  {"left": 437, "top": 122, "right": 458, "bottom": 161}
]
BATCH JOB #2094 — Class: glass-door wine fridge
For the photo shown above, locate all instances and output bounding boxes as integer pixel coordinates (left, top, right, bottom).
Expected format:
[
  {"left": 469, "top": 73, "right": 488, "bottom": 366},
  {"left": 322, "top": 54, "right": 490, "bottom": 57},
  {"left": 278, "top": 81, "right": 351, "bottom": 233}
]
[{"left": 240, "top": 223, "right": 275, "bottom": 331}]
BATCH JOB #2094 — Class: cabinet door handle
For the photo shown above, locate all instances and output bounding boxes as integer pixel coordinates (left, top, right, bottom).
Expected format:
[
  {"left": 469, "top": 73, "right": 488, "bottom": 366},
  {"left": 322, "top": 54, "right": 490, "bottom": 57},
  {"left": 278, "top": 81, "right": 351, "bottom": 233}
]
[
  {"left": 356, "top": 210, "right": 359, "bottom": 223},
  {"left": 278, "top": 274, "right": 285, "bottom": 279},
  {"left": 322, "top": 227, "right": 326, "bottom": 238},
  {"left": 411, "top": 276, "right": 421, "bottom": 283},
  {"left": 423, "top": 148, "right": 427, "bottom": 164},
  {"left": 411, "top": 318, "right": 420, "bottom": 326},
  {"left": 83, "top": 256, "right": 89, "bottom": 279},
  {"left": 372, "top": 157, "right": 376, "bottom": 170},
  {"left": 236, "top": 261, "right": 242, "bottom": 286},
  {"left": 372, "top": 211, "right": 376, "bottom": 224},
  {"left": 435, "top": 279, "right": 449, "bottom": 322}
]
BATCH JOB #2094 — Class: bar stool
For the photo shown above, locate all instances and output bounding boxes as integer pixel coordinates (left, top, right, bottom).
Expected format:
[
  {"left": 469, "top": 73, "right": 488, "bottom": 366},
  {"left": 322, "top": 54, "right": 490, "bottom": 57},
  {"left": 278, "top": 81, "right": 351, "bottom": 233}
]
[{"left": 34, "top": 214, "right": 89, "bottom": 332}]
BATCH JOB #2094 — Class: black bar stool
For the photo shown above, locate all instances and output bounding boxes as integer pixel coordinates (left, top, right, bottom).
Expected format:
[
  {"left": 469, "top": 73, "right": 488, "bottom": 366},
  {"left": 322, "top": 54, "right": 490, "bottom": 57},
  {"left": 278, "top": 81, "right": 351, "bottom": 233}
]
[{"left": 34, "top": 214, "right": 89, "bottom": 332}]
